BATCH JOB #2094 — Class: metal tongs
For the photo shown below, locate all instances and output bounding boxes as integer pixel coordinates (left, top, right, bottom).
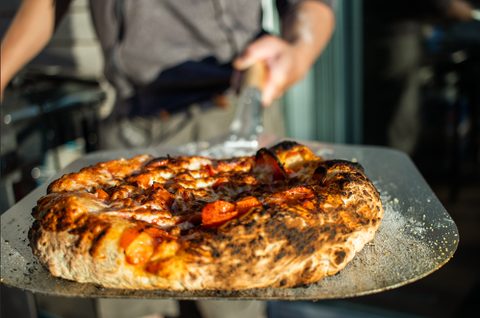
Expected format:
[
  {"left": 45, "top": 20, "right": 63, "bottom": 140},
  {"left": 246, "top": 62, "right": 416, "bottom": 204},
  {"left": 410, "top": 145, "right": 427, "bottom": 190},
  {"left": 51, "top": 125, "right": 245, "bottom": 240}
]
[{"left": 181, "top": 62, "right": 268, "bottom": 158}]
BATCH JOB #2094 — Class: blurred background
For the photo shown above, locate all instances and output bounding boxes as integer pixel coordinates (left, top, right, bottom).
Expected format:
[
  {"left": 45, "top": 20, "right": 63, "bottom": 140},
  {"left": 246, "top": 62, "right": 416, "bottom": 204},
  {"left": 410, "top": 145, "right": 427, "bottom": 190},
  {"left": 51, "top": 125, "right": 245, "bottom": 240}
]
[{"left": 1, "top": 0, "right": 479, "bottom": 317}]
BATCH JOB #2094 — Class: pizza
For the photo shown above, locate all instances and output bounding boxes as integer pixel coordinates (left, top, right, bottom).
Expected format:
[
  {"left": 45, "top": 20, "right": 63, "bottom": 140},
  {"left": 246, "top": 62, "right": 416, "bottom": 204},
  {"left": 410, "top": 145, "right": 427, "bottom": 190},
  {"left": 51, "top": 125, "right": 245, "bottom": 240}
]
[{"left": 29, "top": 141, "right": 383, "bottom": 290}]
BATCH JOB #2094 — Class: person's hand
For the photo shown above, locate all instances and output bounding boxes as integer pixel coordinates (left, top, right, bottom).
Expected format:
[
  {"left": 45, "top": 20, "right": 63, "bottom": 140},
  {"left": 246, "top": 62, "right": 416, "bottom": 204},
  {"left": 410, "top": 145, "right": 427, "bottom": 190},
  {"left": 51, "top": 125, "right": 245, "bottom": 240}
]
[
  {"left": 233, "top": 35, "right": 310, "bottom": 107},
  {"left": 233, "top": 1, "right": 334, "bottom": 106},
  {"left": 445, "top": 0, "right": 474, "bottom": 21}
]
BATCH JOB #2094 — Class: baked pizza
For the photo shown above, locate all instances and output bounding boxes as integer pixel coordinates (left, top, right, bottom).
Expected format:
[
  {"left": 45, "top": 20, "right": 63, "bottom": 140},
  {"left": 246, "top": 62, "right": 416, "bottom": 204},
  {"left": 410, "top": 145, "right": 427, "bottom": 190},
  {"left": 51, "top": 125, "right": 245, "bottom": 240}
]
[{"left": 29, "top": 141, "right": 383, "bottom": 290}]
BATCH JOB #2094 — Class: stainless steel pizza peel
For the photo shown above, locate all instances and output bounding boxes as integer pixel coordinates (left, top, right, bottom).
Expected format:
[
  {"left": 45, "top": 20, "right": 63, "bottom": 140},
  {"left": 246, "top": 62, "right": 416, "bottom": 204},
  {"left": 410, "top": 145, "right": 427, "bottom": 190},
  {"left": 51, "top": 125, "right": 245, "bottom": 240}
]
[{"left": 1, "top": 138, "right": 459, "bottom": 300}]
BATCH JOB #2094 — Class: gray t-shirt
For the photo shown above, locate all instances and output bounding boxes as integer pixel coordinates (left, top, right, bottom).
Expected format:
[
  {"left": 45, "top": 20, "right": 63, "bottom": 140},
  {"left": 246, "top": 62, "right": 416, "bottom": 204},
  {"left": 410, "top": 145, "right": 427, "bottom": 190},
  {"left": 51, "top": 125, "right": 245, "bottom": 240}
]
[{"left": 89, "top": 0, "right": 332, "bottom": 116}]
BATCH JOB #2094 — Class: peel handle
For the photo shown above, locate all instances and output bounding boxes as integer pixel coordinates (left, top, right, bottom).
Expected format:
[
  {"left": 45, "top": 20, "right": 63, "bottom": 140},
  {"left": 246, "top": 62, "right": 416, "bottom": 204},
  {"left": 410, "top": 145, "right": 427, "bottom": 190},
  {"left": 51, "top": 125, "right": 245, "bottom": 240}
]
[{"left": 241, "top": 61, "right": 268, "bottom": 92}]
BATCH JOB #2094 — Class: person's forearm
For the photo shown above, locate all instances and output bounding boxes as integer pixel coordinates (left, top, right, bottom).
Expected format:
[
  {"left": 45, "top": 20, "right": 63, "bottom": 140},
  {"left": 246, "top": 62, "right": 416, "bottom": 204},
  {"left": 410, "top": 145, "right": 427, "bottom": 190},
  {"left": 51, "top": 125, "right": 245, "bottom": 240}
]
[
  {"left": 281, "top": 1, "right": 335, "bottom": 74},
  {"left": 444, "top": 0, "right": 474, "bottom": 21},
  {"left": 1, "top": 0, "right": 56, "bottom": 95},
  {"left": 231, "top": 1, "right": 335, "bottom": 105}
]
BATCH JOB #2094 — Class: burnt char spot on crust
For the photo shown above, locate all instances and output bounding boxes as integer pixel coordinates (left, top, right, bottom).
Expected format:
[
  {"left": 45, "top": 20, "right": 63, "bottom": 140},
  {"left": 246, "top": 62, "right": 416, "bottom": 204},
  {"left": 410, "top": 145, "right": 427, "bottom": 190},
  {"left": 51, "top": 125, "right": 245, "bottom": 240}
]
[
  {"left": 231, "top": 248, "right": 241, "bottom": 255},
  {"left": 264, "top": 212, "right": 321, "bottom": 255},
  {"left": 41, "top": 208, "right": 79, "bottom": 232},
  {"left": 210, "top": 245, "right": 221, "bottom": 259},
  {"left": 325, "top": 165, "right": 381, "bottom": 200},
  {"left": 184, "top": 248, "right": 204, "bottom": 257},
  {"left": 28, "top": 221, "right": 42, "bottom": 252},
  {"left": 331, "top": 172, "right": 366, "bottom": 190},
  {"left": 269, "top": 140, "right": 299, "bottom": 153},
  {"left": 189, "top": 272, "right": 198, "bottom": 280},
  {"left": 68, "top": 216, "right": 110, "bottom": 253},
  {"left": 56, "top": 214, "right": 74, "bottom": 231},
  {"left": 255, "top": 148, "right": 287, "bottom": 171},
  {"left": 313, "top": 166, "right": 327, "bottom": 184},
  {"left": 301, "top": 260, "right": 315, "bottom": 280},
  {"left": 32, "top": 206, "right": 39, "bottom": 218},
  {"left": 305, "top": 245, "right": 315, "bottom": 254},
  {"left": 324, "top": 159, "right": 364, "bottom": 172},
  {"left": 334, "top": 250, "right": 346, "bottom": 265},
  {"left": 89, "top": 225, "right": 111, "bottom": 257},
  {"left": 145, "top": 157, "right": 169, "bottom": 169}
]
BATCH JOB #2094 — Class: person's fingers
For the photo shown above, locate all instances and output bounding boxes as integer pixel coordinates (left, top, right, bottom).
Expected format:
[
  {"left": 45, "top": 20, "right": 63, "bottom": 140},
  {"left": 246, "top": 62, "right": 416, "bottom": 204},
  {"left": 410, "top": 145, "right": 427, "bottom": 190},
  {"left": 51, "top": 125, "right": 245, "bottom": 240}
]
[
  {"left": 233, "top": 35, "right": 299, "bottom": 106},
  {"left": 262, "top": 83, "right": 278, "bottom": 107},
  {"left": 261, "top": 58, "right": 288, "bottom": 106},
  {"left": 232, "top": 51, "right": 256, "bottom": 71},
  {"left": 233, "top": 35, "right": 282, "bottom": 70}
]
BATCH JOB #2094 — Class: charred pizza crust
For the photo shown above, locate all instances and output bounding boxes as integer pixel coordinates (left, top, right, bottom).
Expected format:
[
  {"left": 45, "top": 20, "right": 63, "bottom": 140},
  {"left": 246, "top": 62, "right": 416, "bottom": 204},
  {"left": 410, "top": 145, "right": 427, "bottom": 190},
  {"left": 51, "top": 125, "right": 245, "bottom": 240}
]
[{"left": 29, "top": 141, "right": 383, "bottom": 290}]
